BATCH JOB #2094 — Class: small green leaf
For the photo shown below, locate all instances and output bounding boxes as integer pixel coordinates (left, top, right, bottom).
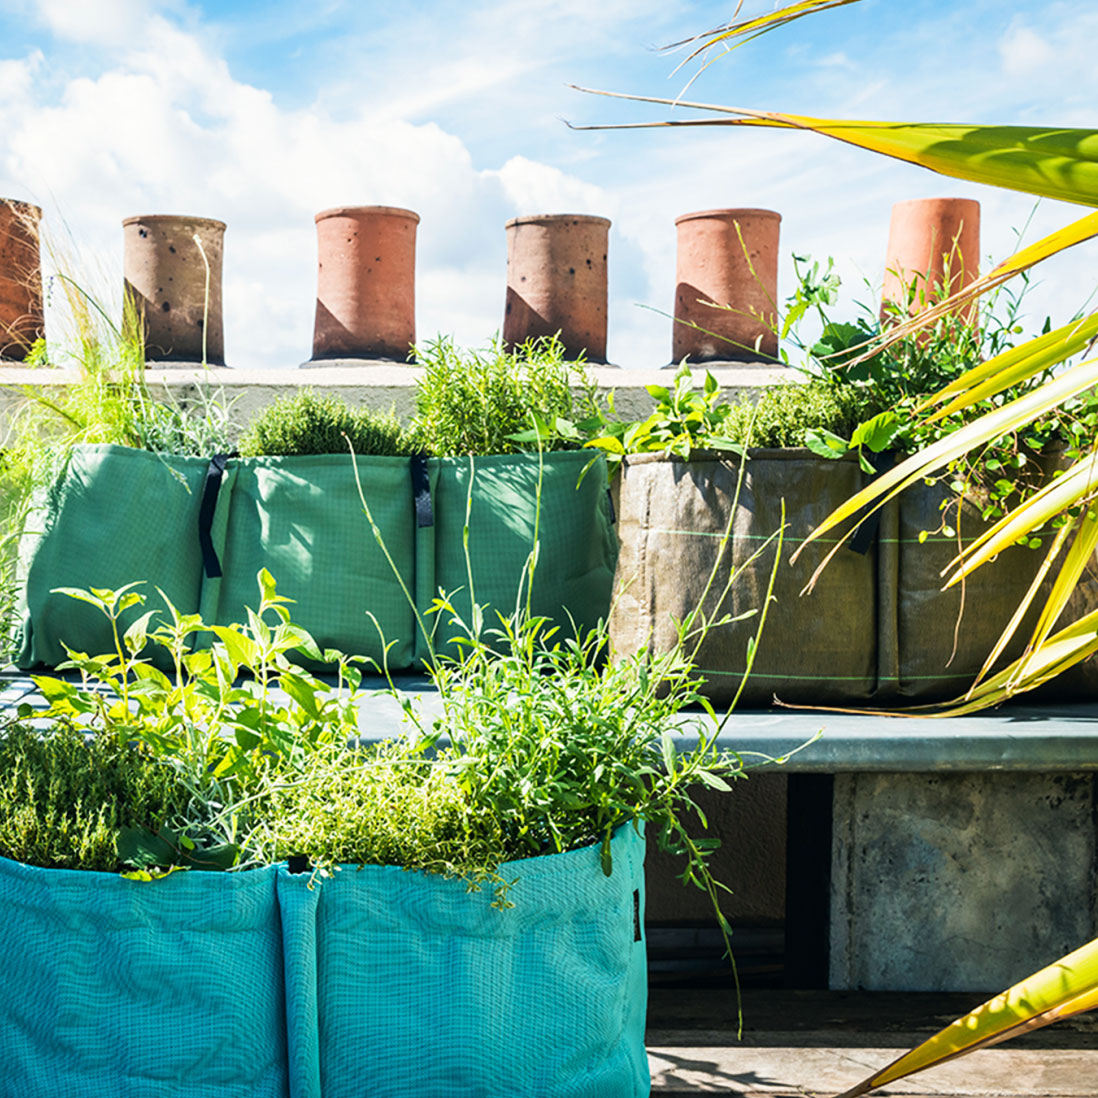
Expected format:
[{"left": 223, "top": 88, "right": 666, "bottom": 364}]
[
  {"left": 660, "top": 731, "right": 676, "bottom": 774},
  {"left": 804, "top": 429, "right": 849, "bottom": 460},
  {"left": 695, "top": 769, "right": 733, "bottom": 792}
]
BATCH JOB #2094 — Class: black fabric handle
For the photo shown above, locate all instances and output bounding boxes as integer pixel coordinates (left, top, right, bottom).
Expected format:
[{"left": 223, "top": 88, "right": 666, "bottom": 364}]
[
  {"left": 198, "top": 453, "right": 231, "bottom": 579},
  {"left": 847, "top": 449, "right": 896, "bottom": 555},
  {"left": 411, "top": 454, "right": 434, "bottom": 528}
]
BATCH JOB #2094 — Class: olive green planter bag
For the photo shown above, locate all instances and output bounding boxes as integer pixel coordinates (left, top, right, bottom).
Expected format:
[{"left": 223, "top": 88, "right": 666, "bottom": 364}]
[
  {"left": 15, "top": 445, "right": 209, "bottom": 669},
  {"left": 610, "top": 450, "right": 880, "bottom": 707},
  {"left": 432, "top": 452, "right": 618, "bottom": 653},
  {"left": 880, "top": 481, "right": 1098, "bottom": 702}
]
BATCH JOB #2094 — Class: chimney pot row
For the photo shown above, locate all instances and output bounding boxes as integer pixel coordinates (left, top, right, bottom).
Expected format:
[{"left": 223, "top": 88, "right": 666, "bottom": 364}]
[{"left": 0, "top": 198, "right": 980, "bottom": 368}]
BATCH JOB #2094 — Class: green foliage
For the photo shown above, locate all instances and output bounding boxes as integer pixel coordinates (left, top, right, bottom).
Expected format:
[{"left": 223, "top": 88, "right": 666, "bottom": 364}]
[
  {"left": 411, "top": 334, "right": 600, "bottom": 456},
  {"left": 0, "top": 723, "right": 189, "bottom": 871},
  {"left": 578, "top": 361, "right": 880, "bottom": 465},
  {"left": 31, "top": 571, "right": 369, "bottom": 868},
  {"left": 254, "top": 741, "right": 512, "bottom": 896},
  {"left": 0, "top": 270, "right": 236, "bottom": 663},
  {"left": 720, "top": 378, "right": 880, "bottom": 450},
  {"left": 238, "top": 390, "right": 415, "bottom": 457},
  {"left": 255, "top": 583, "right": 753, "bottom": 911},
  {"left": 29, "top": 559, "right": 756, "bottom": 928},
  {"left": 781, "top": 254, "right": 1098, "bottom": 523},
  {"left": 581, "top": 362, "right": 746, "bottom": 464}
]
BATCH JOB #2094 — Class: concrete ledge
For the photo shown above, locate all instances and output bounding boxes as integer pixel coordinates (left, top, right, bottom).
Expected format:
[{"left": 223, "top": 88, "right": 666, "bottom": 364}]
[{"left": 0, "top": 363, "right": 799, "bottom": 436}]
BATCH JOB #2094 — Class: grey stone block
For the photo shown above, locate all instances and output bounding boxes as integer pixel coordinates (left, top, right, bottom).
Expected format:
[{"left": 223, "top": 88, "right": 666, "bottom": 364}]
[{"left": 830, "top": 771, "right": 1098, "bottom": 991}]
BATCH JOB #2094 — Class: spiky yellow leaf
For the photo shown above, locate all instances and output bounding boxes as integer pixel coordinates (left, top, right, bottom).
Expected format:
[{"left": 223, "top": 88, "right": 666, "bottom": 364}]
[
  {"left": 790, "top": 356, "right": 1098, "bottom": 582},
  {"left": 922, "top": 310, "right": 1098, "bottom": 422},
  {"left": 834, "top": 937, "right": 1098, "bottom": 1097}
]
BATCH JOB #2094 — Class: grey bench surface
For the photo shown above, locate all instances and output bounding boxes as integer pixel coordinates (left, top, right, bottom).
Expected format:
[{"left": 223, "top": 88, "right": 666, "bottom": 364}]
[{"left": 3, "top": 670, "right": 1096, "bottom": 772}]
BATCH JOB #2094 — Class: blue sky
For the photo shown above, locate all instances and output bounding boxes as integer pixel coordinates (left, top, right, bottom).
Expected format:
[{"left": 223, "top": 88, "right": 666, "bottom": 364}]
[{"left": 1, "top": 0, "right": 1095, "bottom": 368}]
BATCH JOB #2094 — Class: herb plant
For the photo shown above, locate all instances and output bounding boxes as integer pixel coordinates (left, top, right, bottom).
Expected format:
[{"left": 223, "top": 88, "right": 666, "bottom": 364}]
[
  {"left": 29, "top": 571, "right": 369, "bottom": 871},
  {"left": 411, "top": 334, "right": 600, "bottom": 456},
  {"left": 0, "top": 722, "right": 190, "bottom": 872},
  {"left": 780, "top": 254, "right": 1098, "bottom": 532},
  {"left": 0, "top": 265, "right": 236, "bottom": 662},
  {"left": 238, "top": 390, "right": 415, "bottom": 457}
]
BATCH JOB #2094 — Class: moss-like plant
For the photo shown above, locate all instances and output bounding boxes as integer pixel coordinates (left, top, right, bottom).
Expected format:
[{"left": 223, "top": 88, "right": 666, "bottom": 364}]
[
  {"left": 410, "top": 334, "right": 600, "bottom": 456},
  {"left": 238, "top": 390, "right": 414, "bottom": 457},
  {"left": 0, "top": 723, "right": 190, "bottom": 872},
  {"left": 719, "top": 378, "right": 882, "bottom": 449}
]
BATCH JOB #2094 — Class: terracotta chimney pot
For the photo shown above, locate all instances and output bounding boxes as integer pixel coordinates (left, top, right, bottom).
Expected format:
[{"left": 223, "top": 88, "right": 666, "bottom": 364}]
[
  {"left": 672, "top": 208, "right": 781, "bottom": 364},
  {"left": 123, "top": 214, "right": 227, "bottom": 366},
  {"left": 309, "top": 205, "right": 419, "bottom": 363},
  {"left": 0, "top": 199, "right": 45, "bottom": 362},
  {"left": 881, "top": 197, "right": 980, "bottom": 324},
  {"left": 503, "top": 214, "right": 609, "bottom": 362}
]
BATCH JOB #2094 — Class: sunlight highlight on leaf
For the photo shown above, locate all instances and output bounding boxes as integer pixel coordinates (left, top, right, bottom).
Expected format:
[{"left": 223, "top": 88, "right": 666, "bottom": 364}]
[{"left": 833, "top": 937, "right": 1098, "bottom": 1097}]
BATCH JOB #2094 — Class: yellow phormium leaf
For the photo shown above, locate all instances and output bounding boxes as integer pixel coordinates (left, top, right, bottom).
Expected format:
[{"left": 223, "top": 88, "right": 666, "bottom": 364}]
[
  {"left": 921, "top": 309, "right": 1098, "bottom": 422},
  {"left": 833, "top": 937, "right": 1098, "bottom": 1097},
  {"left": 939, "top": 607, "right": 1098, "bottom": 713},
  {"left": 665, "top": 0, "right": 862, "bottom": 76},
  {"left": 570, "top": 90, "right": 1098, "bottom": 208},
  {"left": 967, "top": 519, "right": 1072, "bottom": 694}
]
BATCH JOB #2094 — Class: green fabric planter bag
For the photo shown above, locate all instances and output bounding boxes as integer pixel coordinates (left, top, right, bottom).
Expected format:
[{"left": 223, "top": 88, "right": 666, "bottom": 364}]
[
  {"left": 204, "top": 455, "right": 419, "bottom": 669},
  {"left": 278, "top": 824, "right": 649, "bottom": 1098},
  {"left": 878, "top": 480, "right": 1098, "bottom": 702},
  {"left": 432, "top": 452, "right": 617, "bottom": 652},
  {"left": 0, "top": 858, "right": 288, "bottom": 1098},
  {"left": 15, "top": 445, "right": 209, "bottom": 669},
  {"left": 16, "top": 447, "right": 617, "bottom": 672}
]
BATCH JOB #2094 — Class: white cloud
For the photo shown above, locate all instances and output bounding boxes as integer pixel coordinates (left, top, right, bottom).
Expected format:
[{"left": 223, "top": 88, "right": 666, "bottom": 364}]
[
  {"left": 0, "top": 5, "right": 623, "bottom": 368},
  {"left": 494, "top": 156, "right": 609, "bottom": 217},
  {"left": 35, "top": 0, "right": 154, "bottom": 47},
  {"left": 998, "top": 22, "right": 1055, "bottom": 77},
  {"left": 5, "top": 0, "right": 1098, "bottom": 374}
]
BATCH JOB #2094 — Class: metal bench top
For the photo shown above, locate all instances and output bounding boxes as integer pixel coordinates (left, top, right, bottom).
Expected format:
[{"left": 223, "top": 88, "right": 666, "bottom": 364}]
[{"left": 3, "top": 670, "right": 1096, "bottom": 773}]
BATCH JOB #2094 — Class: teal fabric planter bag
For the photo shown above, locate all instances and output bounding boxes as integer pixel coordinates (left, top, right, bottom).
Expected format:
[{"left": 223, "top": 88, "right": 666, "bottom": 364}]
[
  {"left": 433, "top": 452, "right": 618, "bottom": 653},
  {"left": 16, "top": 445, "right": 209, "bottom": 669},
  {"left": 279, "top": 824, "right": 649, "bottom": 1098},
  {"left": 0, "top": 858, "right": 288, "bottom": 1098},
  {"left": 205, "top": 455, "right": 418, "bottom": 669},
  {"left": 1, "top": 832, "right": 647, "bottom": 1097}
]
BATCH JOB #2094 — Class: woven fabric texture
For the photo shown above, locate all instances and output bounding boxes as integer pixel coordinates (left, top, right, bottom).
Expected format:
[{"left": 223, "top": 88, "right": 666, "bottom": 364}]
[
  {"left": 287, "top": 824, "right": 649, "bottom": 1098},
  {"left": 16, "top": 445, "right": 209, "bottom": 669},
  {"left": 610, "top": 451, "right": 1098, "bottom": 706},
  {"left": 0, "top": 858, "right": 288, "bottom": 1098},
  {"left": 610, "top": 450, "right": 877, "bottom": 707},
  {"left": 15, "top": 447, "right": 617, "bottom": 673},
  {"left": 210, "top": 455, "right": 417, "bottom": 668},
  {"left": 433, "top": 452, "right": 618, "bottom": 654},
  {"left": 2, "top": 833, "right": 648, "bottom": 1098}
]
